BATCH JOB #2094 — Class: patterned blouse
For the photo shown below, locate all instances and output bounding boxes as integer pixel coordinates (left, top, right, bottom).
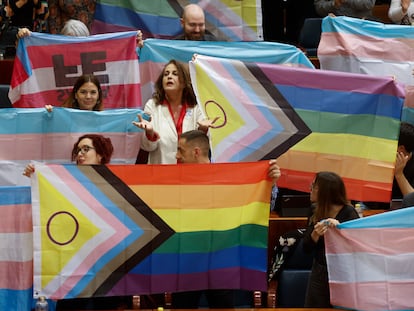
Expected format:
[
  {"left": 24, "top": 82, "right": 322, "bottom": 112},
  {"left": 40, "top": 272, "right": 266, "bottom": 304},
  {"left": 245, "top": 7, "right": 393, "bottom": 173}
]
[{"left": 47, "top": 0, "right": 96, "bottom": 34}]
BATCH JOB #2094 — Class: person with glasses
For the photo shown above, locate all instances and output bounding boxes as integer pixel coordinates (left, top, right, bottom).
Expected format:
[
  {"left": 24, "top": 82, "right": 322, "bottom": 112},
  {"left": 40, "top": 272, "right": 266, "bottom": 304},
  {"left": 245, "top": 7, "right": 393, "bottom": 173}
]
[
  {"left": 23, "top": 133, "right": 113, "bottom": 177},
  {"left": 303, "top": 171, "right": 359, "bottom": 308},
  {"left": 23, "top": 134, "right": 137, "bottom": 309}
]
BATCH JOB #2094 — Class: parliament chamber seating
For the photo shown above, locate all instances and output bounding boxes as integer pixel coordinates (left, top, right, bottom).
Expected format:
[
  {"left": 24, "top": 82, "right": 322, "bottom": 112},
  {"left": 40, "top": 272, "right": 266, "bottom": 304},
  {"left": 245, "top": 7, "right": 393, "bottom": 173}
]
[{"left": 275, "top": 238, "right": 313, "bottom": 307}]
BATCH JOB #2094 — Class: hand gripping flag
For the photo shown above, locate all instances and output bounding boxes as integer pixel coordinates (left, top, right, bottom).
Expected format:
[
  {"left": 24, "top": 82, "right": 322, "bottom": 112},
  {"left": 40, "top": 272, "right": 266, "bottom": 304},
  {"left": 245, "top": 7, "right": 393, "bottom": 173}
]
[
  {"left": 31, "top": 162, "right": 271, "bottom": 298},
  {"left": 9, "top": 31, "right": 140, "bottom": 108},
  {"left": 92, "top": 0, "right": 263, "bottom": 41},
  {"left": 189, "top": 55, "right": 405, "bottom": 202},
  {"left": 325, "top": 207, "right": 414, "bottom": 311}
]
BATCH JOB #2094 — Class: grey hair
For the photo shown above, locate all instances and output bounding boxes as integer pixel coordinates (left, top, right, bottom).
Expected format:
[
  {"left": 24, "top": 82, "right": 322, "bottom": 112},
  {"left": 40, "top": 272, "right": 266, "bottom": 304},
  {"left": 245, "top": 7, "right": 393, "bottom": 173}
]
[{"left": 61, "top": 19, "right": 90, "bottom": 37}]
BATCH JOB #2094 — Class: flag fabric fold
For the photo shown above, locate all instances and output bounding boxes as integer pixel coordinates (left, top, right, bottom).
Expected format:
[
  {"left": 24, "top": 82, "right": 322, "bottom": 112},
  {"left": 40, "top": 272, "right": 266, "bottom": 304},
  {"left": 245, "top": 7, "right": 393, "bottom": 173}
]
[
  {"left": 325, "top": 207, "right": 414, "bottom": 311},
  {"left": 189, "top": 55, "right": 405, "bottom": 202},
  {"left": 318, "top": 16, "right": 414, "bottom": 86},
  {"left": 32, "top": 162, "right": 271, "bottom": 299},
  {"left": 318, "top": 16, "right": 414, "bottom": 123},
  {"left": 9, "top": 31, "right": 140, "bottom": 109},
  {"left": 139, "top": 38, "right": 314, "bottom": 103}
]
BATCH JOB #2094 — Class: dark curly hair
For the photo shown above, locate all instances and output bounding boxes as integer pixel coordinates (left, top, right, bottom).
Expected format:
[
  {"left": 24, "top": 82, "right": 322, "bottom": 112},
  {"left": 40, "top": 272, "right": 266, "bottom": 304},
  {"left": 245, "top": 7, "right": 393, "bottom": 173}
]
[
  {"left": 71, "top": 134, "right": 113, "bottom": 164},
  {"left": 152, "top": 59, "right": 197, "bottom": 107},
  {"left": 62, "top": 74, "right": 103, "bottom": 111}
]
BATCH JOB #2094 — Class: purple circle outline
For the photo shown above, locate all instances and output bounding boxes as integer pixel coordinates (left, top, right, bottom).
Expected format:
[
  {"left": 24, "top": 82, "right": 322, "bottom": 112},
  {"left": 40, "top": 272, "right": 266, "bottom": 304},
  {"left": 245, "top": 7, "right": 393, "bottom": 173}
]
[
  {"left": 204, "top": 100, "right": 227, "bottom": 129},
  {"left": 46, "top": 211, "right": 79, "bottom": 246}
]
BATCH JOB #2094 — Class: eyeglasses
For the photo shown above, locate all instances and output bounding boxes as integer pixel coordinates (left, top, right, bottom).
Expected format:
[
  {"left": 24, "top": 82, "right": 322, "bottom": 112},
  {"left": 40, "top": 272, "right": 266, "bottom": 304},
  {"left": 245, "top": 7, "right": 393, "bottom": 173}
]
[{"left": 74, "top": 145, "right": 95, "bottom": 155}]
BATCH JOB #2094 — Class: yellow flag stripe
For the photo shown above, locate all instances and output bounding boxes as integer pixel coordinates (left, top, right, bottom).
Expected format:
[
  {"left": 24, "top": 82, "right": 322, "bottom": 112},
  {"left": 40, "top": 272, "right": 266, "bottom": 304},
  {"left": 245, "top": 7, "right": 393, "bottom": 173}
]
[
  {"left": 291, "top": 132, "right": 397, "bottom": 162},
  {"left": 152, "top": 202, "right": 270, "bottom": 232}
]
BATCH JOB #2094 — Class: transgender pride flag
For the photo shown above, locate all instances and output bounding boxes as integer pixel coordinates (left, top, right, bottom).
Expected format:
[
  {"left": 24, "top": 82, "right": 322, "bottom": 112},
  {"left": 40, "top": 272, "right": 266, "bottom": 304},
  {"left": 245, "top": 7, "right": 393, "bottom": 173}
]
[
  {"left": 318, "top": 16, "right": 414, "bottom": 124},
  {"left": 0, "top": 187, "right": 33, "bottom": 311},
  {"left": 325, "top": 208, "right": 414, "bottom": 311},
  {"left": 9, "top": 31, "right": 140, "bottom": 109}
]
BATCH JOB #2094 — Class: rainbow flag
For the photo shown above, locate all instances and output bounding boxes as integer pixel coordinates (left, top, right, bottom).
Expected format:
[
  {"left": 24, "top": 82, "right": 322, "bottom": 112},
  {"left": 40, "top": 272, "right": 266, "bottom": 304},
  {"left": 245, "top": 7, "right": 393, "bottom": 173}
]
[
  {"left": 0, "top": 186, "right": 33, "bottom": 311},
  {"left": 318, "top": 16, "right": 414, "bottom": 123},
  {"left": 92, "top": 0, "right": 263, "bottom": 41},
  {"left": 9, "top": 31, "right": 140, "bottom": 109},
  {"left": 32, "top": 162, "right": 271, "bottom": 298},
  {"left": 190, "top": 55, "right": 405, "bottom": 202},
  {"left": 139, "top": 38, "right": 314, "bottom": 103},
  {"left": 0, "top": 108, "right": 144, "bottom": 187},
  {"left": 325, "top": 207, "right": 414, "bottom": 311}
]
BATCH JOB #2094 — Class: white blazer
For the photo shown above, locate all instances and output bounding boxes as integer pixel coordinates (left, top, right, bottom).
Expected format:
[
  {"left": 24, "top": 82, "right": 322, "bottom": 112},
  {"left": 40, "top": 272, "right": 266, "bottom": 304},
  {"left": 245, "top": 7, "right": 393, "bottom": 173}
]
[
  {"left": 141, "top": 99, "right": 206, "bottom": 164},
  {"left": 389, "top": 0, "right": 414, "bottom": 24}
]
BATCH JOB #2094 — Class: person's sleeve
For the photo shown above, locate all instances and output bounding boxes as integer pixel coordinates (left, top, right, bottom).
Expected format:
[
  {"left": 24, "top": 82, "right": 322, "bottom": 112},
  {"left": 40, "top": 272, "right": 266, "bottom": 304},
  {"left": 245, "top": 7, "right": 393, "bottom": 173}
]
[
  {"left": 140, "top": 100, "right": 159, "bottom": 152},
  {"left": 388, "top": 0, "right": 407, "bottom": 23},
  {"left": 314, "top": 0, "right": 336, "bottom": 17}
]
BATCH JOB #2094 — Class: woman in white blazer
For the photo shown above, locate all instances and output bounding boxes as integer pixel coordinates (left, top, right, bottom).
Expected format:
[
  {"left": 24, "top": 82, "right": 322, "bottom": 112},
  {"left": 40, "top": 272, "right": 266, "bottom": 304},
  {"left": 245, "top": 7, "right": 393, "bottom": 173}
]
[
  {"left": 133, "top": 59, "right": 214, "bottom": 164},
  {"left": 389, "top": 0, "right": 414, "bottom": 24}
]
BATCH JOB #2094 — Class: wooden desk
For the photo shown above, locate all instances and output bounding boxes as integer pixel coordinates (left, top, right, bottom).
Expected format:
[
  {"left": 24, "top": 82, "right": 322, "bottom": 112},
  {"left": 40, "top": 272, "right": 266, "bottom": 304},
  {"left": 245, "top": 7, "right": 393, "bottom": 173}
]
[{"left": 0, "top": 58, "right": 14, "bottom": 84}]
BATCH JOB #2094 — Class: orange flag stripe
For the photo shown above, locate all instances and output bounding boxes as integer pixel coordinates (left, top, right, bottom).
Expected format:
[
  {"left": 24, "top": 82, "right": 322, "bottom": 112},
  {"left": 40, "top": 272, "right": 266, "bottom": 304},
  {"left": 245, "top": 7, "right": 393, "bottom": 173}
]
[
  {"left": 108, "top": 161, "right": 270, "bottom": 185},
  {"left": 129, "top": 180, "right": 271, "bottom": 210},
  {"left": 278, "top": 150, "right": 393, "bottom": 184}
]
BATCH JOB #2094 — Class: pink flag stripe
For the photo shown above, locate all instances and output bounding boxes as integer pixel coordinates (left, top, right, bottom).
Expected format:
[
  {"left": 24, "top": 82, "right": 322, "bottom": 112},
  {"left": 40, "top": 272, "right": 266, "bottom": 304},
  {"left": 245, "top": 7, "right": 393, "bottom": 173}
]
[
  {"left": 0, "top": 261, "right": 33, "bottom": 290},
  {"left": 12, "top": 83, "right": 141, "bottom": 109},
  {"left": 0, "top": 204, "right": 32, "bottom": 233},
  {"left": 319, "top": 32, "right": 414, "bottom": 62},
  {"left": 330, "top": 281, "right": 414, "bottom": 311},
  {"left": 325, "top": 227, "right": 414, "bottom": 256},
  {"left": 0, "top": 133, "right": 141, "bottom": 162},
  {"left": 9, "top": 63, "right": 140, "bottom": 109},
  {"left": 25, "top": 37, "right": 137, "bottom": 68}
]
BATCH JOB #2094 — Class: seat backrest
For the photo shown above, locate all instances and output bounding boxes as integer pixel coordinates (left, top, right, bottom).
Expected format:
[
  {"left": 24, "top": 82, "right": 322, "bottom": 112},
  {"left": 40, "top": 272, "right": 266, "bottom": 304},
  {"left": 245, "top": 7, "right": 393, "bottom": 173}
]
[
  {"left": 276, "top": 238, "right": 313, "bottom": 307},
  {"left": 298, "top": 18, "right": 323, "bottom": 56},
  {"left": 277, "top": 269, "right": 311, "bottom": 307}
]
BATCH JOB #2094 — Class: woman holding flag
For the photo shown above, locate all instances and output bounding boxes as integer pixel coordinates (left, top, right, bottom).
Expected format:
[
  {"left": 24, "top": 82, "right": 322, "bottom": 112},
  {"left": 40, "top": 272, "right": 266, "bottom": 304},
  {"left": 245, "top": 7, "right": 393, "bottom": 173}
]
[{"left": 302, "top": 171, "right": 359, "bottom": 307}]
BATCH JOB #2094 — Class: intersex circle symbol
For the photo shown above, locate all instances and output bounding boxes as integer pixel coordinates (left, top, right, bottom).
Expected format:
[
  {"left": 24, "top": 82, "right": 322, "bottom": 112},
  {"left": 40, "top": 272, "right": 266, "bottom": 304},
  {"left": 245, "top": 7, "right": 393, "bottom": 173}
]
[
  {"left": 46, "top": 211, "right": 79, "bottom": 246},
  {"left": 204, "top": 100, "right": 227, "bottom": 129}
]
